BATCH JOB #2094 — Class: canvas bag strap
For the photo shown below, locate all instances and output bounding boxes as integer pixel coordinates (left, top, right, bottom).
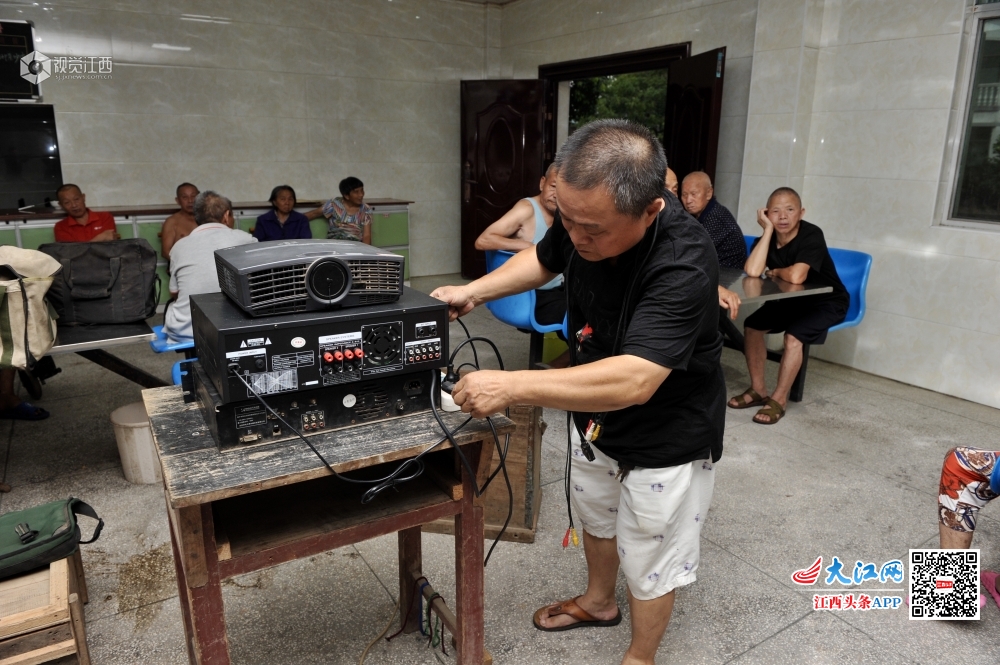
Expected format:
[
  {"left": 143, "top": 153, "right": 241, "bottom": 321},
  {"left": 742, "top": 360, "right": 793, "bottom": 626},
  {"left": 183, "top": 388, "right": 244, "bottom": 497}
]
[{"left": 70, "top": 499, "right": 104, "bottom": 544}]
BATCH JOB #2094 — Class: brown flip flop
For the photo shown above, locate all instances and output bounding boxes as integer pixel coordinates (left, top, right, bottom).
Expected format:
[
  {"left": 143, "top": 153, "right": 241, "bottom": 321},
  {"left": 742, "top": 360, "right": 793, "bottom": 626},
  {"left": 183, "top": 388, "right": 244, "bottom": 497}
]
[
  {"left": 532, "top": 596, "right": 622, "bottom": 632},
  {"left": 728, "top": 387, "right": 768, "bottom": 409}
]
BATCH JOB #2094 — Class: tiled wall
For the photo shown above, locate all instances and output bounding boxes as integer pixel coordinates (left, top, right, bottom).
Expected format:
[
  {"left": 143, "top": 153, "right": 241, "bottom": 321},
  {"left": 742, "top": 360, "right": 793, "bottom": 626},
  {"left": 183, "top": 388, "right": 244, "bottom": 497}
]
[
  {"left": 497, "top": 0, "right": 759, "bottom": 212},
  {"left": 739, "top": 0, "right": 1000, "bottom": 408},
  {"left": 14, "top": 0, "right": 488, "bottom": 276}
]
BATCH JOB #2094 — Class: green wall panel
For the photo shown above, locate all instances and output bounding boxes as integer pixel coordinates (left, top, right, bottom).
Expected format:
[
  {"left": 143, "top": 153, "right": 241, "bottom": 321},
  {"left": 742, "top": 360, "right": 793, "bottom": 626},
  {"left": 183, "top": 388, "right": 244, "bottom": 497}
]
[
  {"left": 156, "top": 264, "right": 171, "bottom": 303},
  {"left": 0, "top": 229, "right": 16, "bottom": 247},
  {"left": 372, "top": 212, "right": 408, "bottom": 248},
  {"left": 309, "top": 219, "right": 328, "bottom": 239},
  {"left": 137, "top": 222, "right": 164, "bottom": 256},
  {"left": 116, "top": 223, "right": 134, "bottom": 240},
  {"left": 237, "top": 217, "right": 256, "bottom": 234},
  {"left": 20, "top": 227, "right": 55, "bottom": 250}
]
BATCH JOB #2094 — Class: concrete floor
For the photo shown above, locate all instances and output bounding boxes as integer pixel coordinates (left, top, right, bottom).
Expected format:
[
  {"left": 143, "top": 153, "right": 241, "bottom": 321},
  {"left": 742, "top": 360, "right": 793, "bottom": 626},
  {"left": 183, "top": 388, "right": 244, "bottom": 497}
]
[{"left": 1, "top": 273, "right": 998, "bottom": 664}]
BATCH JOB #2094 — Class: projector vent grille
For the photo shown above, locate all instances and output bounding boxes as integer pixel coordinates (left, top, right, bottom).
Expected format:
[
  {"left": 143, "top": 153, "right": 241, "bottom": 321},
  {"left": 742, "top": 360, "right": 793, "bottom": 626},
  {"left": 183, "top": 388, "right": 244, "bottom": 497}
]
[
  {"left": 247, "top": 263, "right": 309, "bottom": 314},
  {"left": 348, "top": 260, "right": 401, "bottom": 295}
]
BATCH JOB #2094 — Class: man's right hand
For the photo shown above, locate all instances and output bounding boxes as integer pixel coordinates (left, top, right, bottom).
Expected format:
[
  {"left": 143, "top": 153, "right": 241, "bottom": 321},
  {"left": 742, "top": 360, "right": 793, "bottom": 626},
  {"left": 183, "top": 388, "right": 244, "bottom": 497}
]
[
  {"left": 91, "top": 229, "right": 119, "bottom": 242},
  {"left": 756, "top": 208, "right": 773, "bottom": 232},
  {"left": 430, "top": 285, "right": 476, "bottom": 321}
]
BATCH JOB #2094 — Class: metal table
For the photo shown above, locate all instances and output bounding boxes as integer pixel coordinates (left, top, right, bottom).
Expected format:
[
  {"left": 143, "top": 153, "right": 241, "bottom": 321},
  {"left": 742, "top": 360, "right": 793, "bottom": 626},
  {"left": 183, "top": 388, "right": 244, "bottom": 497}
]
[
  {"left": 48, "top": 322, "right": 168, "bottom": 388},
  {"left": 718, "top": 267, "right": 834, "bottom": 402}
]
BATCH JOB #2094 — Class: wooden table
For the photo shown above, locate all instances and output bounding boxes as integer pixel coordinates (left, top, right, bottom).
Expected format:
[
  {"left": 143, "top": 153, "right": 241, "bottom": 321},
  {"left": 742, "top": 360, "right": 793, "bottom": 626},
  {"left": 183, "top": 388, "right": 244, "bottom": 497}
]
[
  {"left": 143, "top": 385, "right": 513, "bottom": 665},
  {"left": 49, "top": 322, "right": 167, "bottom": 389},
  {"left": 718, "top": 266, "right": 834, "bottom": 402}
]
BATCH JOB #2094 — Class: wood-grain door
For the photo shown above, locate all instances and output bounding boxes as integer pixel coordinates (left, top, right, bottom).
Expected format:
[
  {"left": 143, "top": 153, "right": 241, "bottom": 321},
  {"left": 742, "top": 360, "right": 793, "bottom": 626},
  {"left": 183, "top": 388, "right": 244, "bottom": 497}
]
[
  {"left": 664, "top": 47, "right": 726, "bottom": 185},
  {"left": 460, "top": 80, "right": 545, "bottom": 279}
]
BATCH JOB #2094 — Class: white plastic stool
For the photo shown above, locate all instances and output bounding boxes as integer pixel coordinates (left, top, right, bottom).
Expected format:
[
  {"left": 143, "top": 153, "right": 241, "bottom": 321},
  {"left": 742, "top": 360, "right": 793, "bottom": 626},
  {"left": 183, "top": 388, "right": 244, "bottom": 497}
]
[{"left": 110, "top": 402, "right": 162, "bottom": 485}]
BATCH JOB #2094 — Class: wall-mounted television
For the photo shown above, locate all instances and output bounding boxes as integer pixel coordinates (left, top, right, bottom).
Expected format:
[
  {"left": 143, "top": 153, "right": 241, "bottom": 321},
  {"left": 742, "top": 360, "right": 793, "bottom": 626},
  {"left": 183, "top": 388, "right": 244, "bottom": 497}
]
[{"left": 0, "top": 104, "right": 63, "bottom": 211}]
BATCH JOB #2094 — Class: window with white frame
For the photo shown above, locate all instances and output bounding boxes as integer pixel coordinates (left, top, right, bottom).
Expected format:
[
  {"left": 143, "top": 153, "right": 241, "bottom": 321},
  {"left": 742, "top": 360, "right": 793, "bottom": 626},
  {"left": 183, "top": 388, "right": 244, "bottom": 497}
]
[{"left": 951, "top": 2, "right": 1000, "bottom": 224}]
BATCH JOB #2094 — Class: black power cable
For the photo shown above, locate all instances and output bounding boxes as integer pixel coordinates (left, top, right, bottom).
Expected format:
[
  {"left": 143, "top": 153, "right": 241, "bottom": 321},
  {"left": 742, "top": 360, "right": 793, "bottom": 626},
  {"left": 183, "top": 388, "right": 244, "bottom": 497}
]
[{"left": 227, "top": 318, "right": 515, "bottom": 566}]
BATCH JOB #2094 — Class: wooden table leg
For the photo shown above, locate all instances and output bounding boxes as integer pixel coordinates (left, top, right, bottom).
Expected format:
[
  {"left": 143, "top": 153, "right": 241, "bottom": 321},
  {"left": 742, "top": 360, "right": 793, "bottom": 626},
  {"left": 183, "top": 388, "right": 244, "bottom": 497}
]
[
  {"left": 168, "top": 508, "right": 199, "bottom": 665},
  {"left": 454, "top": 445, "right": 485, "bottom": 665},
  {"left": 398, "top": 527, "right": 422, "bottom": 633},
  {"left": 168, "top": 502, "right": 231, "bottom": 664}
]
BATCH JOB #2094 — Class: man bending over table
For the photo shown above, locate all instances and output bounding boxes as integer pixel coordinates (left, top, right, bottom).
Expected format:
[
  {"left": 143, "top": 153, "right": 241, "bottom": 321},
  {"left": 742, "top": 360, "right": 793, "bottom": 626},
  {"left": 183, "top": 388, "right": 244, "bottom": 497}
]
[
  {"left": 728, "top": 187, "right": 848, "bottom": 424},
  {"left": 432, "top": 119, "right": 724, "bottom": 665}
]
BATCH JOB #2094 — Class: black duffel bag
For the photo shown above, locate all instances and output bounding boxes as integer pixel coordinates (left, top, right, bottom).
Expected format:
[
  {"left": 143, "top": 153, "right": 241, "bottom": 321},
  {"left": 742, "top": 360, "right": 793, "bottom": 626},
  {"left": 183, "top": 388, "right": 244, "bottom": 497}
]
[{"left": 39, "top": 238, "right": 160, "bottom": 325}]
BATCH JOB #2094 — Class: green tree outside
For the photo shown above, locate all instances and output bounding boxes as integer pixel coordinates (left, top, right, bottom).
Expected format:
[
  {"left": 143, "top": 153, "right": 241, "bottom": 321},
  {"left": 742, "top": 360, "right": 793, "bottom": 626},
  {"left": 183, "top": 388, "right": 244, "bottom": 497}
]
[{"left": 568, "top": 70, "right": 669, "bottom": 143}]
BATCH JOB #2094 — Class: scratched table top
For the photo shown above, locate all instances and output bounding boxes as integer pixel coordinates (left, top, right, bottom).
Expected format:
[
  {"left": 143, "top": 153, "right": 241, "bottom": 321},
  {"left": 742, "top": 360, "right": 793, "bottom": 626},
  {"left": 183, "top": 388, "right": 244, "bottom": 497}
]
[{"left": 142, "top": 385, "right": 514, "bottom": 509}]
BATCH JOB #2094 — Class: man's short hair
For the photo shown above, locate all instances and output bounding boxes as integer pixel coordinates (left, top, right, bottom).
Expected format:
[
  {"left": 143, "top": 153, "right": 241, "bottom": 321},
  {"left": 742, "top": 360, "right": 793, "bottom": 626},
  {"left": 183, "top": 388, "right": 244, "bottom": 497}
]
[
  {"left": 768, "top": 186, "right": 802, "bottom": 208},
  {"left": 55, "top": 183, "right": 81, "bottom": 199},
  {"left": 339, "top": 177, "right": 364, "bottom": 197},
  {"left": 176, "top": 182, "right": 198, "bottom": 197},
  {"left": 543, "top": 162, "right": 557, "bottom": 179},
  {"left": 193, "top": 190, "right": 232, "bottom": 226},
  {"left": 553, "top": 119, "right": 667, "bottom": 218}
]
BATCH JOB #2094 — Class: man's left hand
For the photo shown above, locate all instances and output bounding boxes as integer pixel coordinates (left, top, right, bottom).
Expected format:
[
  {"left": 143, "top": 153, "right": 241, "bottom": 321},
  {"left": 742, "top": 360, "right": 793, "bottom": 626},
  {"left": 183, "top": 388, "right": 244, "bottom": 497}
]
[
  {"left": 451, "top": 370, "right": 513, "bottom": 419},
  {"left": 718, "top": 285, "right": 741, "bottom": 320}
]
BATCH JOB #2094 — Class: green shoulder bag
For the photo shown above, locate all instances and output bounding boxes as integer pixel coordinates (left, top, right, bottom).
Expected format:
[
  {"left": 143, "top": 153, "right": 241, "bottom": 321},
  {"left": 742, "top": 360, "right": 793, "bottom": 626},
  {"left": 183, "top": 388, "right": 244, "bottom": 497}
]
[{"left": 0, "top": 497, "right": 103, "bottom": 580}]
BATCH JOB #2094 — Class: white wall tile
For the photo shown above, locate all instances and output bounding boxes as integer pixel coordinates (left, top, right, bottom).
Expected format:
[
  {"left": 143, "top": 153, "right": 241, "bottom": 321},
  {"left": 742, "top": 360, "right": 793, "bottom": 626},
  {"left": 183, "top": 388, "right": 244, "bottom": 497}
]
[{"left": 835, "top": 0, "right": 964, "bottom": 46}]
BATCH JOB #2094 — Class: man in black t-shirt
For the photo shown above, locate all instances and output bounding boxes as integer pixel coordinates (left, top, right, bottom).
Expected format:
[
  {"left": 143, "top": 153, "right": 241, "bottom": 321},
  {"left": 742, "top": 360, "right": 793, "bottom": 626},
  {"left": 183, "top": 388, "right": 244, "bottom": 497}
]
[
  {"left": 728, "top": 187, "right": 849, "bottom": 425},
  {"left": 431, "top": 120, "right": 724, "bottom": 664}
]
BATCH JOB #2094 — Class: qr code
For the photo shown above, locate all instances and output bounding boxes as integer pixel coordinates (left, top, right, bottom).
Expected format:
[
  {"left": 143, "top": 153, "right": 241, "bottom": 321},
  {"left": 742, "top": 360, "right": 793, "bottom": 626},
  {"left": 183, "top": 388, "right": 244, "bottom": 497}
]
[{"left": 909, "top": 549, "right": 979, "bottom": 620}]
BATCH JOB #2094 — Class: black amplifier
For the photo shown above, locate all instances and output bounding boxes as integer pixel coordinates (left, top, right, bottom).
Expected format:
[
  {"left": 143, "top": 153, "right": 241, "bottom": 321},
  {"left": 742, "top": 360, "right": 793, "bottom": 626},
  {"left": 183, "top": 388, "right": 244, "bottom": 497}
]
[
  {"left": 191, "top": 361, "right": 436, "bottom": 451},
  {"left": 190, "top": 287, "right": 449, "bottom": 405}
]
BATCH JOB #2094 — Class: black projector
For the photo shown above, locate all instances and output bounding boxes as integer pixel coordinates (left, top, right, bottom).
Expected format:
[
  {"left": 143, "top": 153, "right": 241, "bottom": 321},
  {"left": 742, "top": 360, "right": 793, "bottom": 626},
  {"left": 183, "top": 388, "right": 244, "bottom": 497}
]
[{"left": 215, "top": 239, "right": 404, "bottom": 317}]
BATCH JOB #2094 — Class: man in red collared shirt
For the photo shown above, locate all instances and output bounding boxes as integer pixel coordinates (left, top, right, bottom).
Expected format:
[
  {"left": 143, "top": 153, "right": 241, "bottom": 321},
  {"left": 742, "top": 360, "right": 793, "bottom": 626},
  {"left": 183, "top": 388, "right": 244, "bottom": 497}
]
[{"left": 53, "top": 184, "right": 119, "bottom": 242}]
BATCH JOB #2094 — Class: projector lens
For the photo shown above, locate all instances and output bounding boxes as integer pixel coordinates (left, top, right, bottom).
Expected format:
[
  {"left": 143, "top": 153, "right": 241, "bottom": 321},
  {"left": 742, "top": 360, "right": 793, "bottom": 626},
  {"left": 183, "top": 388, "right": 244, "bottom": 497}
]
[{"left": 307, "top": 259, "right": 349, "bottom": 301}]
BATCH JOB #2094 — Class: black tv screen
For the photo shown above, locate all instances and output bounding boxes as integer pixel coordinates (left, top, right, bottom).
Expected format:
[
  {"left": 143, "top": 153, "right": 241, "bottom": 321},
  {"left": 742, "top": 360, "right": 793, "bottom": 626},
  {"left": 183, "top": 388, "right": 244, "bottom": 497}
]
[{"left": 0, "top": 104, "right": 63, "bottom": 211}]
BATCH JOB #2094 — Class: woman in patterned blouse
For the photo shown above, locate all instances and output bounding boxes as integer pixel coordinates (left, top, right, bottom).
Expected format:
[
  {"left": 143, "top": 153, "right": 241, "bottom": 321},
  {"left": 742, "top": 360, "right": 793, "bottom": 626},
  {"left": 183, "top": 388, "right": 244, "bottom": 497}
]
[{"left": 305, "top": 176, "right": 373, "bottom": 244}]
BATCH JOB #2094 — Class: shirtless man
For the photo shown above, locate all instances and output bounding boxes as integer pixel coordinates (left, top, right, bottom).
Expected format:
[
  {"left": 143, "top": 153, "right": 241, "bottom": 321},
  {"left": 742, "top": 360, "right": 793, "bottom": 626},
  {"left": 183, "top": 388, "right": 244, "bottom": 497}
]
[
  {"left": 476, "top": 164, "right": 558, "bottom": 253},
  {"left": 161, "top": 183, "right": 199, "bottom": 259},
  {"left": 475, "top": 163, "right": 567, "bottom": 366}
]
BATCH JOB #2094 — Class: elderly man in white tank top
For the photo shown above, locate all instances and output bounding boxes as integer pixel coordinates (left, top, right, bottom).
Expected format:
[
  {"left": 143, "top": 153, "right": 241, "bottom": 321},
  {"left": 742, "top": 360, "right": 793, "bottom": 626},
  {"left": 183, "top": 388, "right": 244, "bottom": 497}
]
[{"left": 474, "top": 162, "right": 566, "bottom": 321}]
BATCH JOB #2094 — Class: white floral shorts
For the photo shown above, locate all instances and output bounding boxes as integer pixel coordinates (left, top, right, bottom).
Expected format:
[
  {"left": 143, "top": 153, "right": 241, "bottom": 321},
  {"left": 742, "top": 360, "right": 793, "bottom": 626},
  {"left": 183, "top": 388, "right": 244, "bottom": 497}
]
[{"left": 570, "top": 429, "right": 716, "bottom": 601}]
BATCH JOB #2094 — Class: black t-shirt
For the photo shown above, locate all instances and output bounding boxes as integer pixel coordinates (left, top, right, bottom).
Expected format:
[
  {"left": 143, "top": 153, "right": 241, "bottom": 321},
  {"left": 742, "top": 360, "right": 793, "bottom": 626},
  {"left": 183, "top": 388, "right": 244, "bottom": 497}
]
[
  {"left": 535, "top": 193, "right": 725, "bottom": 469},
  {"left": 750, "top": 220, "right": 849, "bottom": 307}
]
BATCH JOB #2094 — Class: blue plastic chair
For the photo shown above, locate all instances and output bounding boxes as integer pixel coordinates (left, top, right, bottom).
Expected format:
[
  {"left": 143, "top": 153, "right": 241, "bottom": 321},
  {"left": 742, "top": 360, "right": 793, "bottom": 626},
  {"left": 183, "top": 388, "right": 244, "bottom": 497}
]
[
  {"left": 171, "top": 358, "right": 197, "bottom": 386},
  {"left": 150, "top": 325, "right": 197, "bottom": 385},
  {"left": 150, "top": 325, "right": 194, "bottom": 353},
  {"left": 744, "top": 234, "right": 756, "bottom": 255},
  {"left": 484, "top": 251, "right": 565, "bottom": 335},
  {"left": 484, "top": 250, "right": 566, "bottom": 369},
  {"left": 826, "top": 248, "right": 871, "bottom": 332}
]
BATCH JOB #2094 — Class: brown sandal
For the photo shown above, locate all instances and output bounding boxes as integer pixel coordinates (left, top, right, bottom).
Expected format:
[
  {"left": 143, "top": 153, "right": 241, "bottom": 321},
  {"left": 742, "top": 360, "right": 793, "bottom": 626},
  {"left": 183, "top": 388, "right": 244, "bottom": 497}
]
[
  {"left": 728, "top": 387, "right": 768, "bottom": 409},
  {"left": 753, "top": 398, "right": 785, "bottom": 425},
  {"left": 532, "top": 596, "right": 622, "bottom": 632}
]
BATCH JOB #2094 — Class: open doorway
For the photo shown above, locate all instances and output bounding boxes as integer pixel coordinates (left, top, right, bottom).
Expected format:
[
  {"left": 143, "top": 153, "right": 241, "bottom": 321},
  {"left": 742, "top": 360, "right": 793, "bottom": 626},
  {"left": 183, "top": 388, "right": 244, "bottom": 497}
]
[{"left": 541, "top": 44, "right": 726, "bottom": 185}]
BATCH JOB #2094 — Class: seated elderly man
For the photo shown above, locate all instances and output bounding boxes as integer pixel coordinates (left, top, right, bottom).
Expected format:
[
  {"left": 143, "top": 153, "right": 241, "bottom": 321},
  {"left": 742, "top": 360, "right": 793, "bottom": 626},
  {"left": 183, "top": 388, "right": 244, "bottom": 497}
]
[
  {"left": 665, "top": 168, "right": 678, "bottom": 198},
  {"left": 164, "top": 191, "right": 256, "bottom": 340},
  {"left": 53, "top": 184, "right": 119, "bottom": 242},
  {"left": 161, "top": 182, "right": 199, "bottom": 259},
  {"left": 680, "top": 172, "right": 745, "bottom": 269},
  {"left": 475, "top": 163, "right": 567, "bottom": 335}
]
